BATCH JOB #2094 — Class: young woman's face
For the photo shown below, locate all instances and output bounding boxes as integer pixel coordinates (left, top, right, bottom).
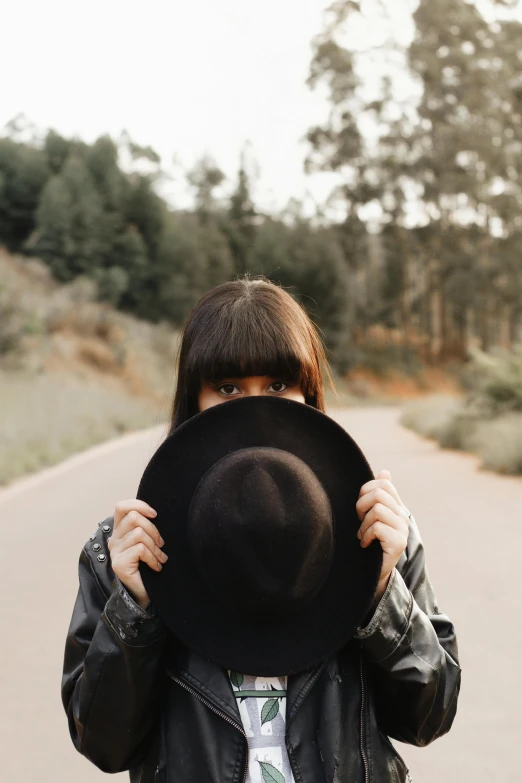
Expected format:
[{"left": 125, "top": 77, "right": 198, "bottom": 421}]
[{"left": 198, "top": 375, "right": 305, "bottom": 412}]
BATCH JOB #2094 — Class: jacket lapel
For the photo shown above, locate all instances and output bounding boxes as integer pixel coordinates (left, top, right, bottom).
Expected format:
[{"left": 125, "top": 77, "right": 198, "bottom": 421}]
[
  {"left": 285, "top": 660, "right": 329, "bottom": 725},
  {"left": 165, "top": 643, "right": 241, "bottom": 725}
]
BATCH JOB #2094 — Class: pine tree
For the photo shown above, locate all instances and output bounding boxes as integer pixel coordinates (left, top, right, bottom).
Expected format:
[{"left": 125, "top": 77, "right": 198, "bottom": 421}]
[
  {"left": 29, "top": 154, "right": 103, "bottom": 281},
  {"left": 0, "top": 139, "right": 48, "bottom": 251},
  {"left": 226, "top": 154, "right": 258, "bottom": 274}
]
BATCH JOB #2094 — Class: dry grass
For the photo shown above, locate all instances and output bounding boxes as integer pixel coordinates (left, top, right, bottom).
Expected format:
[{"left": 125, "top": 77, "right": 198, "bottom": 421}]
[
  {"left": 0, "top": 369, "right": 167, "bottom": 486},
  {"left": 0, "top": 249, "right": 180, "bottom": 395}
]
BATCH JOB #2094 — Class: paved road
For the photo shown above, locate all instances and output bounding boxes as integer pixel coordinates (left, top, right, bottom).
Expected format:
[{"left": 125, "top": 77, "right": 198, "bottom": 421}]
[{"left": 0, "top": 407, "right": 520, "bottom": 782}]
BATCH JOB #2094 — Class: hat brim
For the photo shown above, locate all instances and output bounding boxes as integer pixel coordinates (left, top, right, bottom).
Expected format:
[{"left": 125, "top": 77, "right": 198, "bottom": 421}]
[{"left": 137, "top": 396, "right": 382, "bottom": 676}]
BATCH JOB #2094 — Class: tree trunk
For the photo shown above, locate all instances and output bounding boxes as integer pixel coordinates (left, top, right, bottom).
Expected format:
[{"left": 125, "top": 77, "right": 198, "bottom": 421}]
[{"left": 428, "top": 257, "right": 443, "bottom": 364}]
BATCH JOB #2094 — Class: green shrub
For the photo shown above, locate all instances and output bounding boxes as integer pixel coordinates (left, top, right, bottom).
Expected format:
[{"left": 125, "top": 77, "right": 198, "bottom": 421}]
[
  {"left": 401, "top": 343, "right": 522, "bottom": 475},
  {"left": 462, "top": 343, "right": 522, "bottom": 416},
  {"left": 471, "top": 413, "right": 522, "bottom": 475}
]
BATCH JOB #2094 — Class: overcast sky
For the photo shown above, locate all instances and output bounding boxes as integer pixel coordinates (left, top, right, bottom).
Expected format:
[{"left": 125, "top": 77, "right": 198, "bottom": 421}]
[
  {"left": 1, "top": 0, "right": 345, "bottom": 212},
  {"left": 1, "top": 0, "right": 515, "bottom": 215}
]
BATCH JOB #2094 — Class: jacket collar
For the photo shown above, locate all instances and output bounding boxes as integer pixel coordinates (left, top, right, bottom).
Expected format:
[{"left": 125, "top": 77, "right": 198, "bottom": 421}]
[{"left": 164, "top": 640, "right": 327, "bottom": 727}]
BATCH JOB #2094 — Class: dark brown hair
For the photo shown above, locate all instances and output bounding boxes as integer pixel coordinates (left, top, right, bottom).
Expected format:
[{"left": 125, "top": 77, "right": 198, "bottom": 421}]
[{"left": 167, "top": 275, "right": 336, "bottom": 434}]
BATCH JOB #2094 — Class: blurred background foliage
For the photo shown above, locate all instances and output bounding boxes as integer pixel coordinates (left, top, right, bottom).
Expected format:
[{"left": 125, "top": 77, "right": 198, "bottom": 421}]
[{"left": 2, "top": 0, "right": 522, "bottom": 479}]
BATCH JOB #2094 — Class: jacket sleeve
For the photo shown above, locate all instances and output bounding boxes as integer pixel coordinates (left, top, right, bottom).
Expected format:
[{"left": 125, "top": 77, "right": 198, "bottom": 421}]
[
  {"left": 354, "top": 513, "right": 461, "bottom": 747},
  {"left": 61, "top": 530, "right": 168, "bottom": 773}
]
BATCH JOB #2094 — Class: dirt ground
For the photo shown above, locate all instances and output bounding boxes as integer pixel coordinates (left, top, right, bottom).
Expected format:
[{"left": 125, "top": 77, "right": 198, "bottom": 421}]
[{"left": 0, "top": 406, "right": 519, "bottom": 782}]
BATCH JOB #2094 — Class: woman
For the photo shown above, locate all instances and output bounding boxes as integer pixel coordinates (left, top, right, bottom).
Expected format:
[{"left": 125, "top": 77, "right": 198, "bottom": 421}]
[{"left": 61, "top": 275, "right": 461, "bottom": 782}]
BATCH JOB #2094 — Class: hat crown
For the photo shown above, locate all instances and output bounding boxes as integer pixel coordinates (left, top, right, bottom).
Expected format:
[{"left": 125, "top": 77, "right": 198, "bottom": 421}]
[{"left": 187, "top": 446, "right": 335, "bottom": 617}]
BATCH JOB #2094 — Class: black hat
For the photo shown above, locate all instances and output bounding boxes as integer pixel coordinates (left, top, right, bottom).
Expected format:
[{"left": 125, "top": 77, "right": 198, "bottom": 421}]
[{"left": 137, "top": 395, "right": 382, "bottom": 676}]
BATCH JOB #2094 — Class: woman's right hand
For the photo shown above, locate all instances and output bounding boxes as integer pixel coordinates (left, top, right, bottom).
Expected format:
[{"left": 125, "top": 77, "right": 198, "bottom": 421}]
[{"left": 108, "top": 499, "right": 168, "bottom": 609}]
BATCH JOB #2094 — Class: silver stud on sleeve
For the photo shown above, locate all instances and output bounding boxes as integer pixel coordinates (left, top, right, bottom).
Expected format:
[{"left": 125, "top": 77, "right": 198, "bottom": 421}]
[
  {"left": 92, "top": 543, "right": 102, "bottom": 552},
  {"left": 97, "top": 554, "right": 107, "bottom": 563},
  {"left": 102, "top": 525, "right": 112, "bottom": 534},
  {"left": 89, "top": 534, "right": 96, "bottom": 541}
]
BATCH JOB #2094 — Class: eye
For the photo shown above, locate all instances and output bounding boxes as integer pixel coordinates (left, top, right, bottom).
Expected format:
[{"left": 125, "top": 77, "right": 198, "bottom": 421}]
[
  {"left": 268, "top": 381, "right": 289, "bottom": 393},
  {"left": 217, "top": 383, "right": 240, "bottom": 396}
]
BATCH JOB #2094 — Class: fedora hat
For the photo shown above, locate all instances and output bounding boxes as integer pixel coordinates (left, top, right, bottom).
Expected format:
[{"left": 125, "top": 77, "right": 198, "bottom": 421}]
[{"left": 136, "top": 395, "right": 382, "bottom": 676}]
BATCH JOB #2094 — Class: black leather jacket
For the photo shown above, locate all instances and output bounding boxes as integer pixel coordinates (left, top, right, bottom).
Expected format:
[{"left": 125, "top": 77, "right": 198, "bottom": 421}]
[{"left": 61, "top": 513, "right": 461, "bottom": 783}]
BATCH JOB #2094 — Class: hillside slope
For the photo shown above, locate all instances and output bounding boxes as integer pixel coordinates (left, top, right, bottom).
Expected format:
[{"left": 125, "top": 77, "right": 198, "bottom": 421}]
[{"left": 0, "top": 249, "right": 179, "bottom": 486}]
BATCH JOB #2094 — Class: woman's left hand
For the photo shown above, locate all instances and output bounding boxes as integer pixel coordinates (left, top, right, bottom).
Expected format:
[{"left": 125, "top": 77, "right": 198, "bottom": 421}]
[{"left": 356, "top": 469, "right": 411, "bottom": 606}]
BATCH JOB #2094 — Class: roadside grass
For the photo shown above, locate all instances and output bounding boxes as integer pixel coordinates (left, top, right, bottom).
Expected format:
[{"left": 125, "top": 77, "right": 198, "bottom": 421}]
[
  {"left": 0, "top": 369, "right": 168, "bottom": 486},
  {"left": 399, "top": 394, "right": 464, "bottom": 441},
  {"left": 471, "top": 413, "right": 522, "bottom": 475},
  {"left": 400, "top": 344, "right": 522, "bottom": 476}
]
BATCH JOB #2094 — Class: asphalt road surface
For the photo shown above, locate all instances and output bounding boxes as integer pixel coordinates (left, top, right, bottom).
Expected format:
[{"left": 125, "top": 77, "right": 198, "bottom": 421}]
[{"left": 1, "top": 406, "right": 520, "bottom": 783}]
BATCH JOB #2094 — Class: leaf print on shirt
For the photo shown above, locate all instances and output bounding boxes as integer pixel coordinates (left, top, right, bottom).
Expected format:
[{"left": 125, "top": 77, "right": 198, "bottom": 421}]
[
  {"left": 260, "top": 698, "right": 280, "bottom": 725},
  {"left": 259, "top": 760, "right": 286, "bottom": 783},
  {"left": 230, "top": 671, "right": 244, "bottom": 689}
]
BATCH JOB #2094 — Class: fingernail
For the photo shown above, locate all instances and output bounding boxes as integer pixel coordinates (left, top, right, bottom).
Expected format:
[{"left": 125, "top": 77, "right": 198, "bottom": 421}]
[
  {"left": 158, "top": 564, "right": 163, "bottom": 570},
  {"left": 357, "top": 530, "right": 361, "bottom": 539},
  {"left": 150, "top": 509, "right": 157, "bottom": 516},
  {"left": 159, "top": 537, "right": 165, "bottom": 547},
  {"left": 161, "top": 552, "right": 168, "bottom": 562}
]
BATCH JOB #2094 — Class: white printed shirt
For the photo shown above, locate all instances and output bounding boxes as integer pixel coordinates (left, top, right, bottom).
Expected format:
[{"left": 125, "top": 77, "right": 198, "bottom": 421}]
[{"left": 229, "top": 671, "right": 295, "bottom": 783}]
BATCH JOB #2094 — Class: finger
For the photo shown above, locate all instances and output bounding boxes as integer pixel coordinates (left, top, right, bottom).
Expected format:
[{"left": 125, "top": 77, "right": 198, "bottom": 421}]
[
  {"left": 356, "top": 486, "right": 402, "bottom": 522},
  {"left": 114, "top": 525, "right": 168, "bottom": 565},
  {"left": 112, "top": 542, "right": 164, "bottom": 573},
  {"left": 358, "top": 478, "right": 402, "bottom": 506},
  {"left": 357, "top": 503, "right": 409, "bottom": 541},
  {"left": 114, "top": 499, "right": 157, "bottom": 529},
  {"left": 114, "top": 509, "right": 164, "bottom": 547},
  {"left": 360, "top": 521, "right": 408, "bottom": 553}
]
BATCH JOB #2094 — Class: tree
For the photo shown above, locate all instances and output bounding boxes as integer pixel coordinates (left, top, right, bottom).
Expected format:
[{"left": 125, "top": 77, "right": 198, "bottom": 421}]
[
  {"left": 187, "top": 155, "right": 226, "bottom": 220},
  {"left": 155, "top": 213, "right": 213, "bottom": 324},
  {"left": 28, "top": 154, "right": 103, "bottom": 281},
  {"left": 253, "top": 216, "right": 354, "bottom": 370},
  {"left": 124, "top": 174, "right": 166, "bottom": 262},
  {"left": 94, "top": 226, "right": 148, "bottom": 307},
  {"left": 226, "top": 152, "right": 258, "bottom": 274},
  {"left": 0, "top": 139, "right": 49, "bottom": 251},
  {"left": 44, "top": 130, "right": 71, "bottom": 174},
  {"left": 85, "top": 136, "right": 138, "bottom": 275},
  {"left": 306, "top": 0, "right": 522, "bottom": 363},
  {"left": 153, "top": 212, "right": 234, "bottom": 325}
]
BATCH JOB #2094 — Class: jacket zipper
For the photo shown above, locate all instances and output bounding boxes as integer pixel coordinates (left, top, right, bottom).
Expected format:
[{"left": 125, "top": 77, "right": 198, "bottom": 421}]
[
  {"left": 170, "top": 674, "right": 249, "bottom": 783},
  {"left": 170, "top": 661, "right": 328, "bottom": 783},
  {"left": 359, "top": 649, "right": 369, "bottom": 783}
]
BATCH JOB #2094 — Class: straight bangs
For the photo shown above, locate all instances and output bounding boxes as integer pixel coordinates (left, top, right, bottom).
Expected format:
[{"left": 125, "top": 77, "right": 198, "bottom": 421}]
[{"left": 186, "top": 310, "right": 310, "bottom": 395}]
